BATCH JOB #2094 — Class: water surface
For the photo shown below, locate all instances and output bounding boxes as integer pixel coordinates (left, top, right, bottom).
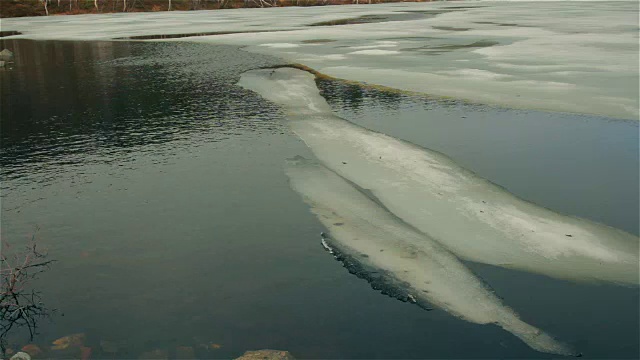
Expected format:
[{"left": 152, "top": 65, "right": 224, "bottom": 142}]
[{"left": 0, "top": 39, "right": 638, "bottom": 359}]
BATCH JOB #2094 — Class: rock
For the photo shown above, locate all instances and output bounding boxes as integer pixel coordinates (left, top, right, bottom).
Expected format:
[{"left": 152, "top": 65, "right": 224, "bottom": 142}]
[
  {"left": 175, "top": 346, "right": 195, "bottom": 359},
  {"left": 20, "top": 345, "right": 42, "bottom": 357},
  {"left": 138, "top": 349, "right": 168, "bottom": 360},
  {"left": 80, "top": 346, "right": 92, "bottom": 360},
  {"left": 51, "top": 333, "right": 85, "bottom": 350},
  {"left": 99, "top": 340, "right": 119, "bottom": 354},
  {"left": 235, "top": 350, "right": 295, "bottom": 360},
  {"left": 0, "top": 49, "right": 14, "bottom": 62},
  {"left": 197, "top": 342, "right": 222, "bottom": 351},
  {"left": 10, "top": 352, "right": 31, "bottom": 360}
]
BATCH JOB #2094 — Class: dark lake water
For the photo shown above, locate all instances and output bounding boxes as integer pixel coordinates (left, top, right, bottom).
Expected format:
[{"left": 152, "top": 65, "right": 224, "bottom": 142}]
[{"left": 0, "top": 39, "right": 638, "bottom": 359}]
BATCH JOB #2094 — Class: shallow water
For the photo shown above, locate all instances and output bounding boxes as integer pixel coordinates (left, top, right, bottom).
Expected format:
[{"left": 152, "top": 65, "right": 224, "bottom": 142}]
[{"left": 1, "top": 40, "right": 638, "bottom": 359}]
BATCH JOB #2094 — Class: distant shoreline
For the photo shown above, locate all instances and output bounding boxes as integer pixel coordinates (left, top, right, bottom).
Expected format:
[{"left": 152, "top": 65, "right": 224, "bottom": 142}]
[{"left": 0, "top": 0, "right": 433, "bottom": 18}]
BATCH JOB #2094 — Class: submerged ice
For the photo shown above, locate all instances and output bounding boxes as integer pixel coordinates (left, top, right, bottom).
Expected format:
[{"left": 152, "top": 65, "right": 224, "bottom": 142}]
[
  {"left": 286, "top": 156, "right": 575, "bottom": 356},
  {"left": 238, "top": 67, "right": 640, "bottom": 285}
]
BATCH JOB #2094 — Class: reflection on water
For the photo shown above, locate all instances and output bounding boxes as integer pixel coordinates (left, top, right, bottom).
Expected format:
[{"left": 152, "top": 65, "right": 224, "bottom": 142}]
[
  {"left": 317, "top": 79, "right": 406, "bottom": 114},
  {"left": 0, "top": 40, "right": 285, "bottom": 188},
  {"left": 0, "top": 228, "right": 55, "bottom": 357}
]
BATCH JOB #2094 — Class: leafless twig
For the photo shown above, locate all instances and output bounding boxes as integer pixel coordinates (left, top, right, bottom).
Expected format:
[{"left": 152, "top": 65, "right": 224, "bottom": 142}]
[{"left": 0, "top": 227, "right": 55, "bottom": 356}]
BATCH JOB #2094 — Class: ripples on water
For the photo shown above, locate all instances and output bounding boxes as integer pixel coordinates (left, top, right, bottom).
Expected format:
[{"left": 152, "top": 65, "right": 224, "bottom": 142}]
[{"left": 0, "top": 40, "right": 286, "bottom": 189}]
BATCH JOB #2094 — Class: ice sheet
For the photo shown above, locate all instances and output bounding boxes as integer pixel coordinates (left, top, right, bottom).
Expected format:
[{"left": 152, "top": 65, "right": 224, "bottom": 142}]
[
  {"left": 238, "top": 67, "right": 640, "bottom": 285},
  {"left": 286, "top": 156, "right": 575, "bottom": 356},
  {"left": 2, "top": 1, "right": 638, "bottom": 119}
]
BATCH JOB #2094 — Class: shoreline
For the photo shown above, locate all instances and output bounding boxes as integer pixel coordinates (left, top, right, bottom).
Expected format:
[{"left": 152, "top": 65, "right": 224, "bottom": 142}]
[{"left": 0, "top": 0, "right": 433, "bottom": 18}]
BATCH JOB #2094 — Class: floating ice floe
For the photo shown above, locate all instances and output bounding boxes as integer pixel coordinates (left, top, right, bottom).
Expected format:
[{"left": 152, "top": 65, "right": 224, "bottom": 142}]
[
  {"left": 285, "top": 156, "right": 575, "bottom": 356},
  {"left": 238, "top": 67, "right": 640, "bottom": 285}
]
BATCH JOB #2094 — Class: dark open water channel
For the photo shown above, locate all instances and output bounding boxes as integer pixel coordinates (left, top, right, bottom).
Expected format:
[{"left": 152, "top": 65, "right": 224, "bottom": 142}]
[{"left": 1, "top": 40, "right": 638, "bottom": 359}]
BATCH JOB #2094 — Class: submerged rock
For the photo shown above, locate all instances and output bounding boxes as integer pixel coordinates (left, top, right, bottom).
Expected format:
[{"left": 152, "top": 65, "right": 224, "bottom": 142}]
[
  {"left": 139, "top": 349, "right": 168, "bottom": 359},
  {"left": 80, "top": 347, "right": 92, "bottom": 360},
  {"left": 10, "top": 352, "right": 31, "bottom": 360},
  {"left": 51, "top": 333, "right": 85, "bottom": 350},
  {"left": 20, "top": 345, "right": 42, "bottom": 357},
  {"left": 99, "top": 340, "right": 120, "bottom": 354},
  {"left": 235, "top": 350, "right": 295, "bottom": 360},
  {"left": 175, "top": 346, "right": 195, "bottom": 359},
  {"left": 0, "top": 49, "right": 14, "bottom": 62}
]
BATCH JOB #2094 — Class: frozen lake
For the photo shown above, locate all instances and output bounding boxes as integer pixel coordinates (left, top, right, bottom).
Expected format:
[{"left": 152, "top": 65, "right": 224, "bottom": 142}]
[
  {"left": 0, "top": 1, "right": 638, "bottom": 359},
  {"left": 3, "top": 1, "right": 639, "bottom": 119}
]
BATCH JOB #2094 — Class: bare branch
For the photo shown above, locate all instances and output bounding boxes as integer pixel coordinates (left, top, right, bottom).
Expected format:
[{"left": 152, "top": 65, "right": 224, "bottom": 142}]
[{"left": 0, "top": 228, "right": 55, "bottom": 357}]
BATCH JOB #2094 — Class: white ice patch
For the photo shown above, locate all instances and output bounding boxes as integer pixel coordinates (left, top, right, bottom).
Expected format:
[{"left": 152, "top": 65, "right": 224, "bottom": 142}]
[
  {"left": 350, "top": 42, "right": 398, "bottom": 50},
  {"left": 3, "top": 1, "right": 637, "bottom": 119},
  {"left": 238, "top": 67, "right": 640, "bottom": 285},
  {"left": 320, "top": 238, "right": 334, "bottom": 254},
  {"left": 259, "top": 43, "right": 300, "bottom": 48},
  {"left": 349, "top": 49, "right": 400, "bottom": 55},
  {"left": 286, "top": 157, "right": 575, "bottom": 356},
  {"left": 300, "top": 54, "right": 347, "bottom": 61},
  {"left": 437, "top": 68, "right": 512, "bottom": 80},
  {"left": 323, "top": 54, "right": 347, "bottom": 60}
]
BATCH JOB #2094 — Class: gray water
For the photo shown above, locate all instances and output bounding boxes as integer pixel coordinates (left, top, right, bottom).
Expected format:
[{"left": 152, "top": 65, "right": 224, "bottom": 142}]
[{"left": 0, "top": 40, "right": 638, "bottom": 359}]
